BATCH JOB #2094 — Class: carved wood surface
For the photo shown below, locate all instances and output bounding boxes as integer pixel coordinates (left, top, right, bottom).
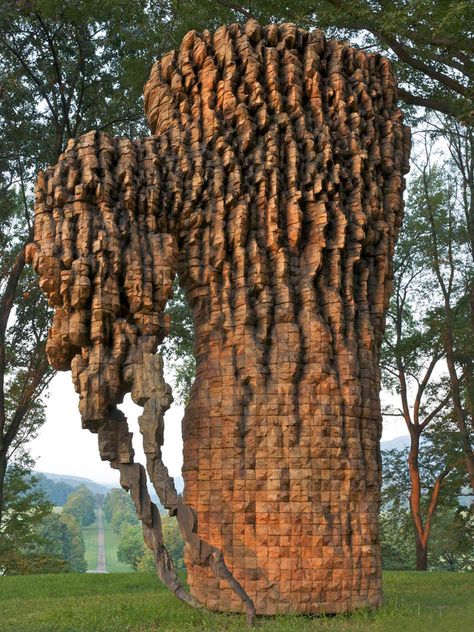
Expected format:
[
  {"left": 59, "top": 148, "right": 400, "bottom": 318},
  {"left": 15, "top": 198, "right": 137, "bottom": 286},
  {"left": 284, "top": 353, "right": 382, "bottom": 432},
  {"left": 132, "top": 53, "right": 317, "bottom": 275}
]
[{"left": 28, "top": 20, "right": 410, "bottom": 616}]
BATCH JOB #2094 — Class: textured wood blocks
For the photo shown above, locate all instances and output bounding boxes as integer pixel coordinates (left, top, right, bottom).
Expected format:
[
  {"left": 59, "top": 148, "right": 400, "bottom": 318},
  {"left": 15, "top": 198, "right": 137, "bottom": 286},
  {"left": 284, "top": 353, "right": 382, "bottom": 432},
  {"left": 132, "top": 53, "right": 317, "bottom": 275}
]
[{"left": 28, "top": 21, "right": 410, "bottom": 618}]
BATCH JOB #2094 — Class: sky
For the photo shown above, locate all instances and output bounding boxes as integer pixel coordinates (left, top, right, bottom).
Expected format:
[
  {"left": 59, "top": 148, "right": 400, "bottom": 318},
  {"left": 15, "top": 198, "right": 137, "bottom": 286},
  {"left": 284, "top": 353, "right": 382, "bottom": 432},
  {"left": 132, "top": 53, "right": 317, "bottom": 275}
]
[
  {"left": 31, "top": 371, "right": 184, "bottom": 485},
  {"left": 31, "top": 369, "right": 409, "bottom": 486}
]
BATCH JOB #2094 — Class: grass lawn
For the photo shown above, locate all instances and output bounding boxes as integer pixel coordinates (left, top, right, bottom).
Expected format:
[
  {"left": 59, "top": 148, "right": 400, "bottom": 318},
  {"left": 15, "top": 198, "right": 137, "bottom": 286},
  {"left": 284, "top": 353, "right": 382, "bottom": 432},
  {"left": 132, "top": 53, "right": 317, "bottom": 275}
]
[
  {"left": 82, "top": 511, "right": 133, "bottom": 573},
  {"left": 0, "top": 571, "right": 472, "bottom": 632},
  {"left": 102, "top": 519, "right": 134, "bottom": 573},
  {"left": 82, "top": 516, "right": 98, "bottom": 571}
]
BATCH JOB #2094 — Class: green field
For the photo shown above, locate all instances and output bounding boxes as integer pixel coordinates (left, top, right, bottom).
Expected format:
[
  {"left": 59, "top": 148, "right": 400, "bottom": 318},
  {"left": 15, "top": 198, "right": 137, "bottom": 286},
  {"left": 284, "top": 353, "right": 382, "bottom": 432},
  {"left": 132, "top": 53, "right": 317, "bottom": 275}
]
[
  {"left": 102, "top": 519, "right": 134, "bottom": 573},
  {"left": 0, "top": 571, "right": 472, "bottom": 632},
  {"left": 82, "top": 517, "right": 99, "bottom": 571},
  {"left": 82, "top": 510, "right": 133, "bottom": 573}
]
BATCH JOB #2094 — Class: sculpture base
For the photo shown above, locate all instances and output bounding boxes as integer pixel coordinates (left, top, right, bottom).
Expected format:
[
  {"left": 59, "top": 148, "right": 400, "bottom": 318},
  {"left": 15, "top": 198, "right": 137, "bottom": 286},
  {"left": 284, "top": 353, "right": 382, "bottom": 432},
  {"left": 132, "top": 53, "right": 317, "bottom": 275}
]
[{"left": 186, "top": 554, "right": 383, "bottom": 615}]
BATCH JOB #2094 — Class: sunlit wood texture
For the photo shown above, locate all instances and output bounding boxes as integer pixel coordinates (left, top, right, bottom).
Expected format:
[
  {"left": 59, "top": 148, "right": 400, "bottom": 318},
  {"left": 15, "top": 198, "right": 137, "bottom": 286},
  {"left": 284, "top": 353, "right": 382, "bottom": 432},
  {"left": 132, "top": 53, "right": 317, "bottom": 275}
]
[{"left": 29, "top": 20, "right": 410, "bottom": 615}]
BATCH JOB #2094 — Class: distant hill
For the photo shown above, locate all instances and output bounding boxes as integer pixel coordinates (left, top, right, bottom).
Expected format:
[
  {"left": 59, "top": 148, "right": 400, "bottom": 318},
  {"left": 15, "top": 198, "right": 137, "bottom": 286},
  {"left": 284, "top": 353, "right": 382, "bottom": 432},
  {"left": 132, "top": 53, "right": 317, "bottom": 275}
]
[
  {"left": 35, "top": 473, "right": 78, "bottom": 506},
  {"left": 35, "top": 471, "right": 184, "bottom": 509},
  {"left": 35, "top": 472, "right": 113, "bottom": 498},
  {"left": 380, "top": 435, "right": 410, "bottom": 452}
]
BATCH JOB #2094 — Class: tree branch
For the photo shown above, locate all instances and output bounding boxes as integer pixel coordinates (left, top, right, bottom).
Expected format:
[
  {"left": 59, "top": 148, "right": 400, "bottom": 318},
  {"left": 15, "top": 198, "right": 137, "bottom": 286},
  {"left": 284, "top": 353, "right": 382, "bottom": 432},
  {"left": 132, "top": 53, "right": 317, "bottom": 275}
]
[
  {"left": 397, "top": 88, "right": 461, "bottom": 119},
  {"left": 421, "top": 466, "right": 450, "bottom": 547},
  {"left": 215, "top": 0, "right": 255, "bottom": 20},
  {"left": 0, "top": 242, "right": 29, "bottom": 435},
  {"left": 413, "top": 353, "right": 442, "bottom": 425},
  {"left": 4, "top": 353, "right": 50, "bottom": 450},
  {"left": 420, "top": 390, "right": 453, "bottom": 431}
]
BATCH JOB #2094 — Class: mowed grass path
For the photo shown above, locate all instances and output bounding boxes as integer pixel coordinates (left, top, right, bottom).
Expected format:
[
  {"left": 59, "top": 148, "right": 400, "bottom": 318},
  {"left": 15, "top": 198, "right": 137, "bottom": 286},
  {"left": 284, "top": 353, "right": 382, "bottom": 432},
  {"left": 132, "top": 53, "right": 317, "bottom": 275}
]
[
  {"left": 82, "top": 517, "right": 98, "bottom": 571},
  {"left": 102, "top": 519, "right": 133, "bottom": 573},
  {"left": 82, "top": 510, "right": 133, "bottom": 573},
  {"left": 0, "top": 572, "right": 472, "bottom": 632}
]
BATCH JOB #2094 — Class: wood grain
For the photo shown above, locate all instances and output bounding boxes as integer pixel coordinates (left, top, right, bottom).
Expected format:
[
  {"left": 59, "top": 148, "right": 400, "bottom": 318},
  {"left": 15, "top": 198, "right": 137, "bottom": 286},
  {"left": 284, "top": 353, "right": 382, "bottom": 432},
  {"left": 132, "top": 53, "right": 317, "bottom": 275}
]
[{"left": 28, "top": 20, "right": 410, "bottom": 616}]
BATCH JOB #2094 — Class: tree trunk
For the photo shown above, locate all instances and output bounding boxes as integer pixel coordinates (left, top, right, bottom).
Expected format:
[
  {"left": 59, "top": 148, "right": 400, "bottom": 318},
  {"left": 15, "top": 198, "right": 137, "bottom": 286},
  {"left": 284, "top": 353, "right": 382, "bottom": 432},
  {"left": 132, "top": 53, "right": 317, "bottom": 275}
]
[
  {"left": 415, "top": 537, "right": 428, "bottom": 571},
  {"left": 0, "top": 448, "right": 7, "bottom": 528},
  {"left": 407, "top": 428, "right": 428, "bottom": 567},
  {"left": 444, "top": 327, "right": 474, "bottom": 493}
]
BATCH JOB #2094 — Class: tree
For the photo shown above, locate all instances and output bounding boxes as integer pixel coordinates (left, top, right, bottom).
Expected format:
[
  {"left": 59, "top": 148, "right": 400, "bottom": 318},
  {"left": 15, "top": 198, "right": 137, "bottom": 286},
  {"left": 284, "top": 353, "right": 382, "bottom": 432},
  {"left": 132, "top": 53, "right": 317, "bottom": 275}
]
[
  {"left": 117, "top": 524, "right": 144, "bottom": 571},
  {"left": 0, "top": 182, "right": 52, "bottom": 528},
  {"left": 162, "top": 515, "right": 185, "bottom": 571},
  {"left": 63, "top": 485, "right": 95, "bottom": 528},
  {"left": 381, "top": 443, "right": 473, "bottom": 571},
  {"left": 163, "top": 284, "right": 195, "bottom": 404},
  {"left": 0, "top": 456, "right": 52, "bottom": 575},
  {"left": 410, "top": 152, "right": 474, "bottom": 491},
  {"left": 118, "top": 516, "right": 184, "bottom": 572},
  {"left": 36, "top": 512, "right": 86, "bottom": 572},
  {"left": 35, "top": 473, "right": 77, "bottom": 506},
  {"left": 381, "top": 131, "right": 473, "bottom": 568},
  {"left": 427, "top": 505, "right": 474, "bottom": 571},
  {"left": 382, "top": 211, "right": 457, "bottom": 570},
  {"left": 103, "top": 488, "right": 138, "bottom": 534},
  {"left": 381, "top": 425, "right": 467, "bottom": 570}
]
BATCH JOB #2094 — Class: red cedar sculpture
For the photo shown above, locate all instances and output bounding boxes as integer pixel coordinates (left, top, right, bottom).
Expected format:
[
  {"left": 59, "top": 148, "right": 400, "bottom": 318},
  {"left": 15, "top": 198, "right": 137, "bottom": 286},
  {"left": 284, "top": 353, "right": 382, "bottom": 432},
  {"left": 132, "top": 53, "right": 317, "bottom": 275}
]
[{"left": 28, "top": 21, "right": 410, "bottom": 621}]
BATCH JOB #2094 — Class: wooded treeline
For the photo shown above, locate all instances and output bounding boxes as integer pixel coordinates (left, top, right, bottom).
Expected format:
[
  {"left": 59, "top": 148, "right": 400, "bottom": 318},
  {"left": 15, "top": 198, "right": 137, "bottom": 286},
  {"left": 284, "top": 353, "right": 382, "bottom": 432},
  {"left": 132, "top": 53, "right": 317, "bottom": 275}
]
[
  {"left": 0, "top": 0, "right": 472, "bottom": 573},
  {"left": 0, "top": 465, "right": 99, "bottom": 575}
]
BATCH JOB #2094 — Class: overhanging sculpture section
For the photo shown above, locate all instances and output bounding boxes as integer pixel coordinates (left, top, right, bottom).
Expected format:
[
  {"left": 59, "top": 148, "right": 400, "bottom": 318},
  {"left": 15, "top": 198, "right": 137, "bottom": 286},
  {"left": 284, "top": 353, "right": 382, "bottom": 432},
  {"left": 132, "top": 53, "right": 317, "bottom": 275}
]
[{"left": 28, "top": 21, "right": 410, "bottom": 617}]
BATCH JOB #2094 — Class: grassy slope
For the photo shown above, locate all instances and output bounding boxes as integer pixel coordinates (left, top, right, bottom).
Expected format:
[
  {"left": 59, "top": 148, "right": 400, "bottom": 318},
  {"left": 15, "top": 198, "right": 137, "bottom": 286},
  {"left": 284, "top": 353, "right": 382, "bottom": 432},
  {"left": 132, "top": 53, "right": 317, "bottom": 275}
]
[{"left": 0, "top": 572, "right": 472, "bottom": 632}]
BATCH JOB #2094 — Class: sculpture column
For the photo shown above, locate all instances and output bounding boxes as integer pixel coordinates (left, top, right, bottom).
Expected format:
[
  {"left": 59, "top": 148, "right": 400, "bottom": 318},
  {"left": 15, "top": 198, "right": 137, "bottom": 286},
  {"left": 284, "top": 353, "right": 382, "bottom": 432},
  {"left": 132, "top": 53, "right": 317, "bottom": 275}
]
[
  {"left": 28, "top": 20, "right": 410, "bottom": 617},
  {"left": 144, "top": 22, "right": 410, "bottom": 614}
]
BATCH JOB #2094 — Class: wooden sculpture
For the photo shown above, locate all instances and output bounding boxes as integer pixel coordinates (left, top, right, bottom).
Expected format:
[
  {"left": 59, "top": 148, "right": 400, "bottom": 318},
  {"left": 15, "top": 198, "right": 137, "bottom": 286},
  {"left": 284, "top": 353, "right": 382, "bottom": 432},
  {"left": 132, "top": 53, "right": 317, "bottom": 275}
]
[{"left": 27, "top": 21, "right": 410, "bottom": 621}]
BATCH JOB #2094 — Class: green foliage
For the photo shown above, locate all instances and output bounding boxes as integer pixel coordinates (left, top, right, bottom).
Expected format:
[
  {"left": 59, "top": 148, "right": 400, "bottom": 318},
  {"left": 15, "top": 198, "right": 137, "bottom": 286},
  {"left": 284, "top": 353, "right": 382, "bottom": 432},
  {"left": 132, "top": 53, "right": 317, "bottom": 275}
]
[
  {"left": 381, "top": 170, "right": 465, "bottom": 398},
  {"left": 0, "top": 186, "right": 52, "bottom": 509},
  {"left": 135, "top": 548, "right": 156, "bottom": 574},
  {"left": 382, "top": 440, "right": 466, "bottom": 515},
  {"left": 162, "top": 515, "right": 185, "bottom": 571},
  {"left": 103, "top": 489, "right": 138, "bottom": 534},
  {"left": 405, "top": 154, "right": 474, "bottom": 482},
  {"left": 0, "top": 457, "right": 52, "bottom": 575},
  {"left": 0, "top": 552, "right": 70, "bottom": 575},
  {"left": 63, "top": 486, "right": 96, "bottom": 528},
  {"left": 117, "top": 516, "right": 184, "bottom": 573},
  {"left": 0, "top": 0, "right": 177, "bottom": 165},
  {"left": 381, "top": 444, "right": 473, "bottom": 571},
  {"left": 427, "top": 506, "right": 474, "bottom": 571},
  {"left": 36, "top": 512, "right": 86, "bottom": 573},
  {"left": 35, "top": 474, "right": 77, "bottom": 506},
  {"left": 381, "top": 503, "right": 474, "bottom": 572},
  {"left": 380, "top": 509, "right": 415, "bottom": 570},
  {"left": 163, "top": 283, "right": 195, "bottom": 404},
  {"left": 381, "top": 137, "right": 473, "bottom": 568},
  {"left": 117, "top": 524, "right": 144, "bottom": 571},
  {"left": 0, "top": 456, "right": 87, "bottom": 574},
  {"left": 0, "top": 0, "right": 189, "bottom": 522}
]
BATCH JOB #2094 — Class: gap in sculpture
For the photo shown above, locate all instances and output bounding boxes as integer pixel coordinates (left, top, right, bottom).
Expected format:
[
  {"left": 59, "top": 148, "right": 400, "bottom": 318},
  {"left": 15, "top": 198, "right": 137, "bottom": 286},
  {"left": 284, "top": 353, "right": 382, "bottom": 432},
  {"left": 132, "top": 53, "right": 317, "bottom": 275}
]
[{"left": 27, "top": 20, "right": 410, "bottom": 620}]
